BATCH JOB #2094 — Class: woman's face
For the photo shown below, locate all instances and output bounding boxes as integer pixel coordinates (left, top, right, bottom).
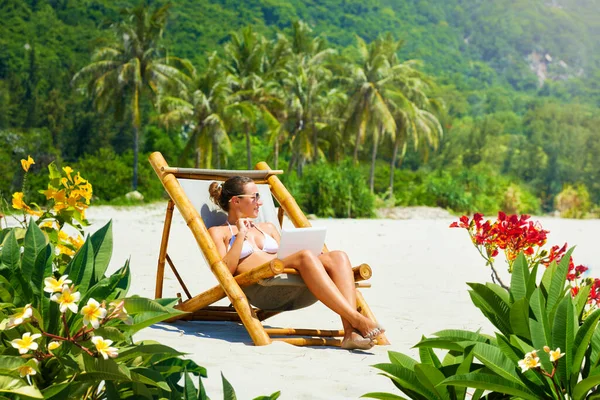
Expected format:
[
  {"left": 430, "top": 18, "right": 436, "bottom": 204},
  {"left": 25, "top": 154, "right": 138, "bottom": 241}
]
[{"left": 231, "top": 181, "right": 263, "bottom": 218}]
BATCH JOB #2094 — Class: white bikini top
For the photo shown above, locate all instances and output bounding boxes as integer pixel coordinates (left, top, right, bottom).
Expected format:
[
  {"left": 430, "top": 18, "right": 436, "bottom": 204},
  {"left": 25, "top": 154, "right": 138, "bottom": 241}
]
[{"left": 227, "top": 222, "right": 279, "bottom": 259}]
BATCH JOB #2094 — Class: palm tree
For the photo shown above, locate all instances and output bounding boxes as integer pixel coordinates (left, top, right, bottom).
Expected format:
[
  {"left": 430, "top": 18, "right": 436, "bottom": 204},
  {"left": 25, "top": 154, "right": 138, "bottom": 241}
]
[
  {"left": 344, "top": 34, "right": 397, "bottom": 192},
  {"left": 283, "top": 21, "right": 336, "bottom": 172},
  {"left": 72, "top": 3, "right": 191, "bottom": 190},
  {"left": 385, "top": 60, "right": 444, "bottom": 195},
  {"left": 159, "top": 53, "right": 232, "bottom": 169},
  {"left": 224, "top": 26, "right": 283, "bottom": 169}
]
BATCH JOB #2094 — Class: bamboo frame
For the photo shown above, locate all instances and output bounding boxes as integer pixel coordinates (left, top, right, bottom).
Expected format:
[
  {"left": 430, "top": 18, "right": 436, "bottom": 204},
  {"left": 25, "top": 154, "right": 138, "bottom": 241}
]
[{"left": 149, "top": 152, "right": 389, "bottom": 347}]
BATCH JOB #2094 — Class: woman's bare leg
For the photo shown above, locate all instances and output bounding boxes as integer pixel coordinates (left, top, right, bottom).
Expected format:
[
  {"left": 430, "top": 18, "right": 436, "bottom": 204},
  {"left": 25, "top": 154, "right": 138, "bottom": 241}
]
[
  {"left": 317, "top": 252, "right": 359, "bottom": 342},
  {"left": 282, "top": 250, "right": 379, "bottom": 339}
]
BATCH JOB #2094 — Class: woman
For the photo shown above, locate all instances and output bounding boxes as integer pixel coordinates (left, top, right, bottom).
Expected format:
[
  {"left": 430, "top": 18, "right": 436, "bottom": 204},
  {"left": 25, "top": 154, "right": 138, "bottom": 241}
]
[{"left": 208, "top": 176, "right": 383, "bottom": 350}]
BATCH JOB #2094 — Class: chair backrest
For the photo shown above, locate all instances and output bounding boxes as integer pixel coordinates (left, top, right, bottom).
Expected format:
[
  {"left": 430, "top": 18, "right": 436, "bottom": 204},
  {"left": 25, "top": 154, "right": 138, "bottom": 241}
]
[{"left": 177, "top": 178, "right": 280, "bottom": 232}]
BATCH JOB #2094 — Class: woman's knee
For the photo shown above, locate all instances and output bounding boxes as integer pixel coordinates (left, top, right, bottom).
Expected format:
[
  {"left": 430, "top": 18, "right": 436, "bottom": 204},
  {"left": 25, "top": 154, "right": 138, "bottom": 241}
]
[
  {"left": 329, "top": 250, "right": 351, "bottom": 266},
  {"left": 289, "top": 249, "right": 320, "bottom": 270}
]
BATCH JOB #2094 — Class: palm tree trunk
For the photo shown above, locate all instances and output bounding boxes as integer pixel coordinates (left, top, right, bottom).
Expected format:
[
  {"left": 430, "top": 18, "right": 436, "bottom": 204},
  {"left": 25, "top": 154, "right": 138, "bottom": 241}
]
[
  {"left": 369, "top": 129, "right": 380, "bottom": 193},
  {"left": 274, "top": 134, "right": 279, "bottom": 170},
  {"left": 133, "top": 125, "right": 139, "bottom": 190},
  {"left": 389, "top": 138, "right": 399, "bottom": 196},
  {"left": 245, "top": 123, "right": 252, "bottom": 169},
  {"left": 353, "top": 132, "right": 360, "bottom": 165},
  {"left": 215, "top": 140, "right": 220, "bottom": 169},
  {"left": 312, "top": 124, "right": 318, "bottom": 162}
]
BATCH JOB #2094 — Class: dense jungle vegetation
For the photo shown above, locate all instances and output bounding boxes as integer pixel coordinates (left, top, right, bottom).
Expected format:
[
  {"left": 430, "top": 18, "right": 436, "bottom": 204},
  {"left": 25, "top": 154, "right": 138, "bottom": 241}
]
[{"left": 1, "top": 0, "right": 599, "bottom": 217}]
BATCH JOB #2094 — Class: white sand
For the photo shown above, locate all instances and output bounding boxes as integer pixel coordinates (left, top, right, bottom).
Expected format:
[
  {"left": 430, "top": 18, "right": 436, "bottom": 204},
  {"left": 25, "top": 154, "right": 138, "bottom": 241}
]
[{"left": 84, "top": 204, "right": 600, "bottom": 399}]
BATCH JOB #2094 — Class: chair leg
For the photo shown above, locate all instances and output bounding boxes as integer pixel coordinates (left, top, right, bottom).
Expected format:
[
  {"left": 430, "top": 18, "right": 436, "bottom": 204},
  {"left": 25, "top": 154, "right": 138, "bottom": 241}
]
[
  {"left": 156, "top": 200, "right": 175, "bottom": 299},
  {"left": 356, "top": 289, "right": 390, "bottom": 345}
]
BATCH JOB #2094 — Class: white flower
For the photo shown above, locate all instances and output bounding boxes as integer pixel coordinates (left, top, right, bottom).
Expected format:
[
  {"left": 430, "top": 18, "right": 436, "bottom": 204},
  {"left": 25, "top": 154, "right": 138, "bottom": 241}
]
[
  {"left": 549, "top": 347, "right": 565, "bottom": 362},
  {"left": 518, "top": 350, "right": 541, "bottom": 373},
  {"left": 48, "top": 341, "right": 61, "bottom": 353},
  {"left": 109, "top": 300, "right": 133, "bottom": 325},
  {"left": 44, "top": 275, "right": 72, "bottom": 293},
  {"left": 17, "top": 365, "right": 36, "bottom": 378},
  {"left": 11, "top": 332, "right": 42, "bottom": 354},
  {"left": 81, "top": 298, "right": 107, "bottom": 329},
  {"left": 8, "top": 304, "right": 33, "bottom": 328},
  {"left": 50, "top": 285, "right": 80, "bottom": 313},
  {"left": 91, "top": 336, "right": 118, "bottom": 360}
]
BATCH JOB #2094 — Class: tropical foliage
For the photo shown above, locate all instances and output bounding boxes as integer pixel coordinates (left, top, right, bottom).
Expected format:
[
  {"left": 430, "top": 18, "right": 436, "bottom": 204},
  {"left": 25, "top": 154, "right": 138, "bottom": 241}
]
[
  {"left": 1, "top": 0, "right": 600, "bottom": 216},
  {"left": 365, "top": 214, "right": 600, "bottom": 399},
  {"left": 0, "top": 158, "right": 280, "bottom": 399}
]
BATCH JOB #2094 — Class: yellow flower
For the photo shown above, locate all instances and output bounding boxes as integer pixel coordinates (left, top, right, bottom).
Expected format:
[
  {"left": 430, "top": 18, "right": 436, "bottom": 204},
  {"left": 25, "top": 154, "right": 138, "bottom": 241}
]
[
  {"left": 549, "top": 347, "right": 565, "bottom": 362},
  {"left": 44, "top": 275, "right": 72, "bottom": 293},
  {"left": 48, "top": 341, "right": 61, "bottom": 353},
  {"left": 62, "top": 166, "right": 74, "bottom": 182},
  {"left": 50, "top": 286, "right": 80, "bottom": 313},
  {"left": 518, "top": 350, "right": 541, "bottom": 373},
  {"left": 11, "top": 332, "right": 42, "bottom": 354},
  {"left": 8, "top": 304, "right": 33, "bottom": 328},
  {"left": 58, "top": 230, "right": 69, "bottom": 241},
  {"left": 81, "top": 298, "right": 107, "bottom": 329},
  {"left": 57, "top": 244, "right": 75, "bottom": 256},
  {"left": 17, "top": 365, "right": 36, "bottom": 378},
  {"left": 42, "top": 185, "right": 57, "bottom": 200},
  {"left": 68, "top": 235, "right": 85, "bottom": 250},
  {"left": 91, "top": 336, "right": 118, "bottom": 360},
  {"left": 40, "top": 220, "right": 58, "bottom": 229},
  {"left": 21, "top": 156, "right": 35, "bottom": 172},
  {"left": 12, "top": 192, "right": 25, "bottom": 210}
]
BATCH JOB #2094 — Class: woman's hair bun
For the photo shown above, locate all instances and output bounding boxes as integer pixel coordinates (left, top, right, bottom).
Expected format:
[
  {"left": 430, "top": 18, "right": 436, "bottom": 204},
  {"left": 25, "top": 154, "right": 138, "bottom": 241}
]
[{"left": 208, "top": 181, "right": 223, "bottom": 207}]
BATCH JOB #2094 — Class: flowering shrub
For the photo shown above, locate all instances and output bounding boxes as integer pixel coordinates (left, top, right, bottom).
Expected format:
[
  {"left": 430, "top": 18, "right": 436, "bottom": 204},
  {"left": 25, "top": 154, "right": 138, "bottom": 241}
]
[
  {"left": 1, "top": 157, "right": 280, "bottom": 399},
  {"left": 365, "top": 215, "right": 600, "bottom": 400}
]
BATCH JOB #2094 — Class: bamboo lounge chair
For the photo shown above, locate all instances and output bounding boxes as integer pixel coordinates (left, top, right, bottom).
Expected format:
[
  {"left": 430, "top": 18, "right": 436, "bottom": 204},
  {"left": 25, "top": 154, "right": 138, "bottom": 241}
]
[{"left": 149, "top": 152, "right": 389, "bottom": 347}]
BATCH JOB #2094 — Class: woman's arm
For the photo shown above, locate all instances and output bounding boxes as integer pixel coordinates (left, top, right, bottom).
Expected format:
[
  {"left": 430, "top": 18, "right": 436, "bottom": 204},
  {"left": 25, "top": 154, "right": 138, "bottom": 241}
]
[{"left": 208, "top": 227, "right": 245, "bottom": 274}]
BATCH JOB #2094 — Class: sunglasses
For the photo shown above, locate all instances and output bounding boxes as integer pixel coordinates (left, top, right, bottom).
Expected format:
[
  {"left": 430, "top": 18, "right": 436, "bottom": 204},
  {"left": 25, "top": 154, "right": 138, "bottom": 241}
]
[{"left": 229, "top": 192, "right": 261, "bottom": 202}]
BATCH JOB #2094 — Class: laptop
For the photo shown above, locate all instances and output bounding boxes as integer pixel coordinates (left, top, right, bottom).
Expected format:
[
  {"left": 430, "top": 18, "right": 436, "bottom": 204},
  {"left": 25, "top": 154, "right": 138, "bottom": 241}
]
[{"left": 277, "top": 227, "right": 327, "bottom": 259}]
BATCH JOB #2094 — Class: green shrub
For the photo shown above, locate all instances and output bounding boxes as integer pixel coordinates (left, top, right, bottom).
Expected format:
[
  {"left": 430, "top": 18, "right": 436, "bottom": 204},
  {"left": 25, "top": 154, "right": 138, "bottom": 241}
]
[
  {"left": 365, "top": 215, "right": 600, "bottom": 400},
  {"left": 75, "top": 149, "right": 165, "bottom": 202},
  {"left": 555, "top": 184, "right": 592, "bottom": 219},
  {"left": 283, "top": 160, "right": 374, "bottom": 218}
]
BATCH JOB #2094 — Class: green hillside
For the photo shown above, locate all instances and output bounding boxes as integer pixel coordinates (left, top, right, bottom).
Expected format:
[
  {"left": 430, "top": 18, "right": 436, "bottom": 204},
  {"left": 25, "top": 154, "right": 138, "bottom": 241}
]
[{"left": 1, "top": 0, "right": 599, "bottom": 217}]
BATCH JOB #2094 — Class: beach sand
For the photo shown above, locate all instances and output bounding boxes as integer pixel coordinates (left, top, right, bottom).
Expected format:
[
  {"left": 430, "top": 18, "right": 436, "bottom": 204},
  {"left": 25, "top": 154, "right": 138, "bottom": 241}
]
[{"left": 84, "top": 204, "right": 600, "bottom": 399}]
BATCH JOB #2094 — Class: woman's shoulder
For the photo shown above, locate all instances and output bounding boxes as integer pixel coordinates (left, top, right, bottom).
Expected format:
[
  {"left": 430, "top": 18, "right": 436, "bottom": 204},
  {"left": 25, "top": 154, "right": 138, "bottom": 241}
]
[
  {"left": 257, "top": 222, "right": 278, "bottom": 233},
  {"left": 208, "top": 224, "right": 227, "bottom": 236}
]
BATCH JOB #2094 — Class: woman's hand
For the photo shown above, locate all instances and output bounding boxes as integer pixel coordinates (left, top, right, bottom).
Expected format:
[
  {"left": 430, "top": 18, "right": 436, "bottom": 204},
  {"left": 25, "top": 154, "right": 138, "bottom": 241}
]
[{"left": 235, "top": 218, "right": 254, "bottom": 238}]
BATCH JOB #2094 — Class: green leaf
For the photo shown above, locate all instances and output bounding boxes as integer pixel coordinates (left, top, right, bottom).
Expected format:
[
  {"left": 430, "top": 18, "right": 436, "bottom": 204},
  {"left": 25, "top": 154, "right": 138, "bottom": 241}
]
[
  {"left": 362, "top": 393, "right": 409, "bottom": 400},
  {"left": 510, "top": 253, "right": 529, "bottom": 302},
  {"left": 253, "top": 391, "right": 281, "bottom": 400},
  {"left": 222, "top": 373, "right": 237, "bottom": 400},
  {"left": 414, "top": 364, "right": 450, "bottom": 400},
  {"left": 574, "top": 284, "right": 592, "bottom": 318},
  {"left": 118, "top": 344, "right": 186, "bottom": 362},
  {"left": 467, "top": 283, "right": 511, "bottom": 335},
  {"left": 184, "top": 369, "right": 198, "bottom": 400},
  {"left": 41, "top": 382, "right": 70, "bottom": 399},
  {"left": 552, "top": 295, "right": 577, "bottom": 388},
  {"left": 0, "top": 373, "right": 43, "bottom": 398},
  {"left": 509, "top": 298, "right": 531, "bottom": 340},
  {"left": 22, "top": 222, "right": 47, "bottom": 283},
  {"left": 572, "top": 308, "right": 600, "bottom": 384},
  {"left": 388, "top": 351, "right": 418, "bottom": 369},
  {"left": 454, "top": 350, "right": 474, "bottom": 400},
  {"left": 372, "top": 363, "right": 434, "bottom": 399},
  {"left": 573, "top": 374, "right": 600, "bottom": 400},
  {"left": 31, "top": 244, "right": 53, "bottom": 299},
  {"left": 530, "top": 288, "right": 551, "bottom": 345},
  {"left": 546, "top": 247, "right": 574, "bottom": 313},
  {"left": 412, "top": 338, "right": 468, "bottom": 352},
  {"left": 472, "top": 342, "right": 522, "bottom": 385},
  {"left": 419, "top": 345, "right": 442, "bottom": 369},
  {"left": 65, "top": 239, "right": 95, "bottom": 295},
  {"left": 439, "top": 372, "right": 539, "bottom": 400},
  {"left": 433, "top": 330, "right": 492, "bottom": 343},
  {"left": 90, "top": 221, "right": 113, "bottom": 282},
  {"left": 0, "top": 230, "right": 19, "bottom": 271},
  {"left": 529, "top": 319, "right": 553, "bottom": 372},
  {"left": 119, "top": 297, "right": 187, "bottom": 334}
]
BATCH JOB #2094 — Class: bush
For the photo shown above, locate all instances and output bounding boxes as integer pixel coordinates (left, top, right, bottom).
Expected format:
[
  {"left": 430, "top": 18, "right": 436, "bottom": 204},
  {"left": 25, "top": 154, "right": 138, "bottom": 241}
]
[
  {"left": 283, "top": 160, "right": 375, "bottom": 218},
  {"left": 75, "top": 149, "right": 165, "bottom": 202},
  {"left": 391, "top": 166, "right": 541, "bottom": 215},
  {"left": 366, "top": 214, "right": 600, "bottom": 400},
  {"left": 555, "top": 184, "right": 592, "bottom": 219}
]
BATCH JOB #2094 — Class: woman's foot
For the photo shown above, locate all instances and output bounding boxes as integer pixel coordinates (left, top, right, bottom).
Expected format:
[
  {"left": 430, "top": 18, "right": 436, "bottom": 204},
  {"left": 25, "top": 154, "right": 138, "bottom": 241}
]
[
  {"left": 354, "top": 316, "right": 385, "bottom": 340},
  {"left": 341, "top": 331, "right": 374, "bottom": 350}
]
